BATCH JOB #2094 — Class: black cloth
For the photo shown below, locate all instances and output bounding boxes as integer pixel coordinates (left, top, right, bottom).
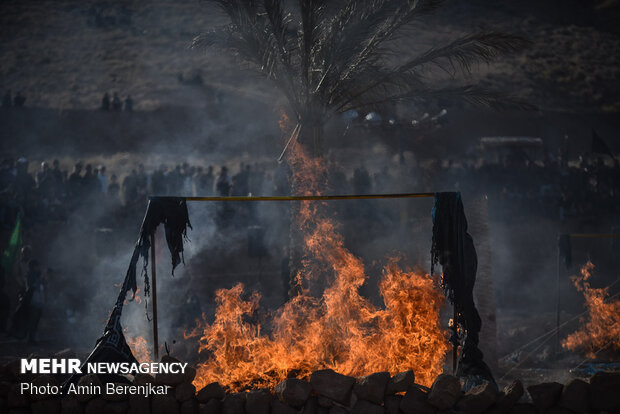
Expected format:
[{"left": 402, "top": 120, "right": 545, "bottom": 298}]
[
  {"left": 62, "top": 269, "right": 137, "bottom": 390},
  {"left": 591, "top": 129, "right": 614, "bottom": 157},
  {"left": 431, "top": 192, "right": 495, "bottom": 386},
  {"left": 63, "top": 197, "right": 191, "bottom": 390},
  {"left": 126, "top": 197, "right": 192, "bottom": 297}
]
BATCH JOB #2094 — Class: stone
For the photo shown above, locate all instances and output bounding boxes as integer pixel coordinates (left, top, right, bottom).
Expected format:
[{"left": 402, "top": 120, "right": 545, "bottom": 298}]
[
  {"left": 128, "top": 393, "right": 150, "bottom": 414},
  {"left": 6, "top": 360, "right": 34, "bottom": 382},
  {"left": 61, "top": 396, "right": 84, "bottom": 414},
  {"left": 496, "top": 380, "right": 524, "bottom": 412},
  {"left": 246, "top": 389, "right": 272, "bottom": 414},
  {"left": 177, "top": 382, "right": 198, "bottom": 402},
  {"left": 185, "top": 366, "right": 198, "bottom": 383},
  {"left": 75, "top": 374, "right": 103, "bottom": 403},
  {"left": 197, "top": 383, "right": 226, "bottom": 403},
  {"left": 302, "top": 397, "right": 318, "bottom": 414},
  {"left": 455, "top": 382, "right": 498, "bottom": 414},
  {"left": 318, "top": 396, "right": 334, "bottom": 408},
  {"left": 354, "top": 372, "right": 390, "bottom": 404},
  {"left": 310, "top": 369, "right": 356, "bottom": 406},
  {"left": 0, "top": 381, "right": 10, "bottom": 397},
  {"left": 133, "top": 374, "right": 155, "bottom": 386},
  {"left": 30, "top": 375, "right": 59, "bottom": 401},
  {"left": 275, "top": 378, "right": 312, "bottom": 408},
  {"left": 400, "top": 386, "right": 435, "bottom": 414},
  {"left": 55, "top": 348, "right": 77, "bottom": 359},
  {"left": 84, "top": 398, "right": 107, "bottom": 414},
  {"left": 329, "top": 406, "right": 348, "bottom": 414},
  {"left": 201, "top": 398, "right": 222, "bottom": 414},
  {"left": 509, "top": 403, "right": 536, "bottom": 414},
  {"left": 482, "top": 406, "right": 503, "bottom": 414},
  {"left": 8, "top": 408, "right": 31, "bottom": 414},
  {"left": 385, "top": 371, "right": 415, "bottom": 395},
  {"left": 350, "top": 391, "right": 358, "bottom": 409},
  {"left": 427, "top": 374, "right": 461, "bottom": 410},
  {"left": 544, "top": 407, "right": 574, "bottom": 414},
  {"left": 102, "top": 383, "right": 129, "bottom": 401},
  {"left": 181, "top": 398, "right": 200, "bottom": 414},
  {"left": 31, "top": 399, "right": 61, "bottom": 414},
  {"left": 589, "top": 371, "right": 620, "bottom": 412},
  {"left": 351, "top": 399, "right": 384, "bottom": 414},
  {"left": 155, "top": 356, "right": 188, "bottom": 386},
  {"left": 222, "top": 393, "right": 245, "bottom": 414},
  {"left": 8, "top": 383, "right": 30, "bottom": 407},
  {"left": 527, "top": 382, "right": 563, "bottom": 413},
  {"left": 383, "top": 395, "right": 401, "bottom": 414},
  {"left": 152, "top": 393, "right": 180, "bottom": 414},
  {"left": 271, "top": 400, "right": 297, "bottom": 414},
  {"left": 105, "top": 401, "right": 129, "bottom": 414},
  {"left": 558, "top": 379, "right": 589, "bottom": 413}
]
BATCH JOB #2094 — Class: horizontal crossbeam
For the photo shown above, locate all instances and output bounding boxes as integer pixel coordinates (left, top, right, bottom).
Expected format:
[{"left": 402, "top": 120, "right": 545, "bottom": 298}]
[{"left": 150, "top": 192, "right": 436, "bottom": 202}]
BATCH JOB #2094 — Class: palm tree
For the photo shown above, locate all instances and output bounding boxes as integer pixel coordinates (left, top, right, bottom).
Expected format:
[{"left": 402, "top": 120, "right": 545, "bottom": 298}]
[
  {"left": 194, "top": 0, "right": 532, "bottom": 160},
  {"left": 193, "top": 0, "right": 531, "bottom": 298}
]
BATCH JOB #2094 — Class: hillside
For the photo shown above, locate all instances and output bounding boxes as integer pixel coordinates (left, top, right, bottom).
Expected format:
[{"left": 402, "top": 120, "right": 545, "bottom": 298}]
[{"left": 1, "top": 0, "right": 619, "bottom": 113}]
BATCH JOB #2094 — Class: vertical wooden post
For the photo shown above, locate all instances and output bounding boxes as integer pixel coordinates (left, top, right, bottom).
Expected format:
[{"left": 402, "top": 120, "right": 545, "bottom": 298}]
[
  {"left": 556, "top": 241, "right": 562, "bottom": 355},
  {"left": 452, "top": 305, "right": 458, "bottom": 374},
  {"left": 151, "top": 229, "right": 159, "bottom": 361}
]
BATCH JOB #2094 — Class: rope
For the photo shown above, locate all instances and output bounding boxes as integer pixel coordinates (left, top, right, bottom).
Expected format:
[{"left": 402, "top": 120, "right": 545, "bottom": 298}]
[
  {"left": 150, "top": 193, "right": 436, "bottom": 202},
  {"left": 571, "top": 339, "right": 615, "bottom": 372},
  {"left": 569, "top": 233, "right": 620, "bottom": 238},
  {"left": 498, "top": 279, "right": 620, "bottom": 381}
]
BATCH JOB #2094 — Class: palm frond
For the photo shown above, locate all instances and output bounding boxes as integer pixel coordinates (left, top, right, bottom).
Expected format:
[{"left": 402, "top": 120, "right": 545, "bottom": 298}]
[
  {"left": 396, "top": 32, "right": 530, "bottom": 75},
  {"left": 344, "top": 84, "right": 537, "bottom": 112}
]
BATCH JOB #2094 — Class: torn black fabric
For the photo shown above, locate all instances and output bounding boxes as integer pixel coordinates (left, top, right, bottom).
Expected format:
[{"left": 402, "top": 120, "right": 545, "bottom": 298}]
[
  {"left": 62, "top": 270, "right": 137, "bottom": 390},
  {"left": 431, "top": 192, "right": 495, "bottom": 387},
  {"left": 126, "top": 197, "right": 192, "bottom": 297},
  {"left": 63, "top": 197, "right": 191, "bottom": 390}
]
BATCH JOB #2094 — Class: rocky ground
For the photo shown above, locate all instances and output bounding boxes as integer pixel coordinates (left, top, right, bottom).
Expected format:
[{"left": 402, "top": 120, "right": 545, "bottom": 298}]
[{"left": 1, "top": 354, "right": 619, "bottom": 414}]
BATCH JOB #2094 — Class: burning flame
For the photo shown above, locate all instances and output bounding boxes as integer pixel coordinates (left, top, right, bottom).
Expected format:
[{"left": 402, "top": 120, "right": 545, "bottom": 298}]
[
  {"left": 127, "top": 335, "right": 153, "bottom": 364},
  {"left": 187, "top": 135, "right": 448, "bottom": 391},
  {"left": 562, "top": 261, "right": 620, "bottom": 358}
]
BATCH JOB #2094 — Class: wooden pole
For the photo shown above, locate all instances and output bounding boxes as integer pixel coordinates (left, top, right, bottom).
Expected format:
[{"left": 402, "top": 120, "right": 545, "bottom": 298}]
[
  {"left": 452, "top": 305, "right": 458, "bottom": 374},
  {"left": 556, "top": 241, "right": 561, "bottom": 355},
  {"left": 151, "top": 229, "right": 159, "bottom": 361}
]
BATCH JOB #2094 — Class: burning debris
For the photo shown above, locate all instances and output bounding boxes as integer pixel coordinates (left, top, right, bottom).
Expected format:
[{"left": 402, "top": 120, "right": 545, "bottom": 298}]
[{"left": 562, "top": 262, "right": 620, "bottom": 358}]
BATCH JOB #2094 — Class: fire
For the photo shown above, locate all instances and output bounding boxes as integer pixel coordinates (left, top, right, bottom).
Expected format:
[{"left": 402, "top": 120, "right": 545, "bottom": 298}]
[
  {"left": 187, "top": 138, "right": 449, "bottom": 392},
  {"left": 562, "top": 261, "right": 620, "bottom": 358},
  {"left": 127, "top": 335, "right": 153, "bottom": 364}
]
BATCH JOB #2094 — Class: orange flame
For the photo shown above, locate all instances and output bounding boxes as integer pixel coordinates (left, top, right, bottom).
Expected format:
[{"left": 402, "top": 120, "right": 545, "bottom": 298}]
[
  {"left": 127, "top": 335, "right": 153, "bottom": 364},
  {"left": 187, "top": 127, "right": 448, "bottom": 391},
  {"left": 562, "top": 261, "right": 620, "bottom": 358}
]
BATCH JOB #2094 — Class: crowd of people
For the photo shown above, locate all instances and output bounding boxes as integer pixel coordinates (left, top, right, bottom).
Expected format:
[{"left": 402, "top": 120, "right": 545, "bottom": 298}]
[
  {"left": 101, "top": 92, "right": 133, "bottom": 112},
  {"left": 1, "top": 154, "right": 619, "bottom": 232},
  {"left": 0, "top": 151, "right": 618, "bottom": 344},
  {"left": 2, "top": 90, "right": 26, "bottom": 108}
]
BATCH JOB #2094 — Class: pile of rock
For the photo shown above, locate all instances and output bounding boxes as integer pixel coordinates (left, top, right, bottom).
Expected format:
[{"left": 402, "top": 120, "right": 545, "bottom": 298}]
[{"left": 1, "top": 356, "right": 619, "bottom": 414}]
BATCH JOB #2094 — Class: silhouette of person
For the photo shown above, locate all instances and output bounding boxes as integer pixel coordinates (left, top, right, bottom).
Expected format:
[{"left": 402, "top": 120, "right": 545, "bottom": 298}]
[
  {"left": 2, "top": 90, "right": 11, "bottom": 107},
  {"left": 101, "top": 92, "right": 110, "bottom": 110},
  {"left": 124, "top": 95, "right": 133, "bottom": 112},
  {"left": 13, "top": 92, "right": 26, "bottom": 107},
  {"left": 112, "top": 93, "right": 122, "bottom": 111}
]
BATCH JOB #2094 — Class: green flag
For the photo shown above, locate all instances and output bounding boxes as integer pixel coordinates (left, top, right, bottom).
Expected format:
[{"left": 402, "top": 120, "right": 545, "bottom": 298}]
[{"left": 1, "top": 213, "right": 22, "bottom": 276}]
